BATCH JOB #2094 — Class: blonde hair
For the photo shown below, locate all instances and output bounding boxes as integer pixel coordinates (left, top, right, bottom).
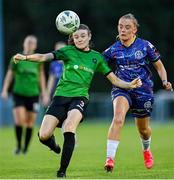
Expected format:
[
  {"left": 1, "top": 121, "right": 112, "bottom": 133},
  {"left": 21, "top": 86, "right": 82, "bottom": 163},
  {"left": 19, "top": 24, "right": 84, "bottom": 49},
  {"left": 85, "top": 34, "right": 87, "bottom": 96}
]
[
  {"left": 120, "top": 13, "right": 139, "bottom": 28},
  {"left": 116, "top": 13, "right": 139, "bottom": 40},
  {"left": 24, "top": 35, "right": 37, "bottom": 42}
]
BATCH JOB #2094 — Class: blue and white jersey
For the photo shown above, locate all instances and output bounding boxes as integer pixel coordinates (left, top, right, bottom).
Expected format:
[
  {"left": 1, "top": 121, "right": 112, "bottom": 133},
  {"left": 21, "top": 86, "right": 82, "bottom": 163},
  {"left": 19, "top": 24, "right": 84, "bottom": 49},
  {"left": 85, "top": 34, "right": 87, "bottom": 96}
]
[
  {"left": 49, "top": 60, "right": 63, "bottom": 96},
  {"left": 103, "top": 38, "right": 160, "bottom": 96},
  {"left": 50, "top": 60, "right": 63, "bottom": 79}
]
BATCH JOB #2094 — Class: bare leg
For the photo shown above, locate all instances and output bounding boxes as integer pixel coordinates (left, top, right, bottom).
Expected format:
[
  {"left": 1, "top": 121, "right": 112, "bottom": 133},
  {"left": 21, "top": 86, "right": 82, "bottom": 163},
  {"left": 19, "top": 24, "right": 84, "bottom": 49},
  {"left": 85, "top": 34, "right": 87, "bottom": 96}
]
[
  {"left": 39, "top": 114, "right": 59, "bottom": 140},
  {"left": 135, "top": 117, "right": 151, "bottom": 141},
  {"left": 39, "top": 115, "right": 61, "bottom": 154},
  {"left": 107, "top": 96, "right": 129, "bottom": 156},
  {"left": 105, "top": 96, "right": 129, "bottom": 171}
]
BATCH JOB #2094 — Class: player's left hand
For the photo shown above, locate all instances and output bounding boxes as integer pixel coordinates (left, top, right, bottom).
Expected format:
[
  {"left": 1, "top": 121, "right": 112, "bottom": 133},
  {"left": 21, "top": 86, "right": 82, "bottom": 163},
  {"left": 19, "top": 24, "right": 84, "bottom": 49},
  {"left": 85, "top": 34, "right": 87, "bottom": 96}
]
[
  {"left": 162, "top": 81, "right": 173, "bottom": 91},
  {"left": 129, "top": 78, "right": 142, "bottom": 89}
]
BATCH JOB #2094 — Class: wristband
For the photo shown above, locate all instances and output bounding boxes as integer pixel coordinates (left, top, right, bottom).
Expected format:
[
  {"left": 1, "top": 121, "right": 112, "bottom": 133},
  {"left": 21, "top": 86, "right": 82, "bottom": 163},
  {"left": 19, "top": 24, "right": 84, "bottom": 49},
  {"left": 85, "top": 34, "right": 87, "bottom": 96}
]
[{"left": 162, "top": 80, "right": 167, "bottom": 84}]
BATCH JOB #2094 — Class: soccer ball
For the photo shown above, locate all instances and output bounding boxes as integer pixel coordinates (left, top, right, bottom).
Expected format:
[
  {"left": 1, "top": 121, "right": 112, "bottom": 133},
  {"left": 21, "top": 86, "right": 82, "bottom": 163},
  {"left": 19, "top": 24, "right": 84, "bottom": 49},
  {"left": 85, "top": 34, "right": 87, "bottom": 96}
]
[{"left": 55, "top": 10, "right": 80, "bottom": 35}]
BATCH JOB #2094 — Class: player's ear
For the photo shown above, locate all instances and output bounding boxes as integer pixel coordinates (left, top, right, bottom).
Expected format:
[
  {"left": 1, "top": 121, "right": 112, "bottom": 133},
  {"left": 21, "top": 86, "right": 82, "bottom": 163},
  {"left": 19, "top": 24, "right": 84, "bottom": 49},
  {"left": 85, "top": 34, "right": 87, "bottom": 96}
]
[
  {"left": 88, "top": 33, "right": 92, "bottom": 41},
  {"left": 68, "top": 34, "right": 74, "bottom": 45},
  {"left": 133, "top": 26, "right": 137, "bottom": 34}
]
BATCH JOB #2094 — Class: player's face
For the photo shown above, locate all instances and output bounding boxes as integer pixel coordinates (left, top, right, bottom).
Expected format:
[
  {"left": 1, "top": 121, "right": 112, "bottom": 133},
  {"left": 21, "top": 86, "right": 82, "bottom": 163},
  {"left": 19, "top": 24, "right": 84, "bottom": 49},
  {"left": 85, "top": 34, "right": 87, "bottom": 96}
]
[
  {"left": 72, "top": 29, "right": 91, "bottom": 51},
  {"left": 118, "top": 18, "right": 137, "bottom": 42},
  {"left": 23, "top": 37, "right": 37, "bottom": 52}
]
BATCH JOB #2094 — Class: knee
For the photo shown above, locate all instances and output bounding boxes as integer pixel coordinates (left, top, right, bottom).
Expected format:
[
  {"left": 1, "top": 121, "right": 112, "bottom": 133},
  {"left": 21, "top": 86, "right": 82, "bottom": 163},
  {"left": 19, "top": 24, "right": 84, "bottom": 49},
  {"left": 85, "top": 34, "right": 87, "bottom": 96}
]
[
  {"left": 15, "top": 118, "right": 25, "bottom": 126},
  {"left": 112, "top": 116, "right": 124, "bottom": 128},
  {"left": 26, "top": 121, "right": 34, "bottom": 128},
  {"left": 64, "top": 121, "right": 74, "bottom": 133},
  {"left": 138, "top": 127, "right": 151, "bottom": 137},
  {"left": 38, "top": 131, "right": 50, "bottom": 141}
]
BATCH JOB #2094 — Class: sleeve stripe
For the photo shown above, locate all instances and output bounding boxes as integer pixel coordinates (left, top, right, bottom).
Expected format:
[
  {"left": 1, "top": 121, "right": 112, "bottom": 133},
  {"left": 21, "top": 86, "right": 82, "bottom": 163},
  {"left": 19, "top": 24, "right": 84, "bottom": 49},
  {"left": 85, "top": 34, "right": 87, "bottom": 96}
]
[{"left": 152, "top": 56, "right": 160, "bottom": 62}]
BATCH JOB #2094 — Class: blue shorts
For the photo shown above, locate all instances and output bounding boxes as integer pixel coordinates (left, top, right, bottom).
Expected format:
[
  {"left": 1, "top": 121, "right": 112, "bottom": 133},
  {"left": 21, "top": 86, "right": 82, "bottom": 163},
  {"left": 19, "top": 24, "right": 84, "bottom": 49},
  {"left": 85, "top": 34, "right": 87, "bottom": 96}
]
[{"left": 111, "top": 88, "right": 154, "bottom": 118}]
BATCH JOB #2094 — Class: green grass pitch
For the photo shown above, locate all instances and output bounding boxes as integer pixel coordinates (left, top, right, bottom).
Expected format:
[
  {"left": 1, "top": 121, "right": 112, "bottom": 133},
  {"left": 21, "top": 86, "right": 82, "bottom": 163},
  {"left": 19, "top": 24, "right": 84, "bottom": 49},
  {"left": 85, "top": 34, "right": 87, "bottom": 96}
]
[{"left": 0, "top": 121, "right": 174, "bottom": 179}]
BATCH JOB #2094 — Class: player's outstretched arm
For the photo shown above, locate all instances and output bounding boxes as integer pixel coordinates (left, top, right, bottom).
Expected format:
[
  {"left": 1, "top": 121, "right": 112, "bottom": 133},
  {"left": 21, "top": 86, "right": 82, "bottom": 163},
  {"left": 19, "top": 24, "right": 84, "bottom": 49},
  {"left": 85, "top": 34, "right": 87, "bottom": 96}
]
[
  {"left": 153, "top": 60, "right": 173, "bottom": 91},
  {"left": 1, "top": 68, "right": 13, "bottom": 99},
  {"left": 106, "top": 72, "right": 142, "bottom": 89},
  {"left": 13, "top": 53, "right": 54, "bottom": 64}
]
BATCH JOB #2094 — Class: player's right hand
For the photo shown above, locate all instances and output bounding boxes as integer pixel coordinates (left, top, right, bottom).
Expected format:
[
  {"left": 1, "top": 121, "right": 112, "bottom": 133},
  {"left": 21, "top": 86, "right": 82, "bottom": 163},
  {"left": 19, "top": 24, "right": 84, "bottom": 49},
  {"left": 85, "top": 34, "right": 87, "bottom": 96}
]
[
  {"left": 129, "top": 77, "right": 142, "bottom": 89},
  {"left": 1, "top": 91, "right": 8, "bottom": 100},
  {"left": 13, "top": 54, "right": 26, "bottom": 64},
  {"left": 162, "top": 81, "right": 173, "bottom": 91}
]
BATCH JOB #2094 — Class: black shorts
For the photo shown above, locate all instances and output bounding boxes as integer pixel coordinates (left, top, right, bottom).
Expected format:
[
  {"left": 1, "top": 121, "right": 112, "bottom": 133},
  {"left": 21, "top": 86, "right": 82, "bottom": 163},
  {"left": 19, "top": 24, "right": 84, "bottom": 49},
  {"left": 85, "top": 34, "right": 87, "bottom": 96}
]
[
  {"left": 13, "top": 93, "right": 39, "bottom": 113},
  {"left": 45, "top": 96, "right": 89, "bottom": 127}
]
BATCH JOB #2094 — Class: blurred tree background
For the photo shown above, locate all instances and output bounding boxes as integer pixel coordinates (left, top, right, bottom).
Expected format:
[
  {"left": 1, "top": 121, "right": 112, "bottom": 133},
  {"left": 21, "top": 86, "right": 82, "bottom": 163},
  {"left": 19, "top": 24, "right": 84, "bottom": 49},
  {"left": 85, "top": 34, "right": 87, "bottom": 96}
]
[{"left": 3, "top": 0, "right": 174, "bottom": 92}]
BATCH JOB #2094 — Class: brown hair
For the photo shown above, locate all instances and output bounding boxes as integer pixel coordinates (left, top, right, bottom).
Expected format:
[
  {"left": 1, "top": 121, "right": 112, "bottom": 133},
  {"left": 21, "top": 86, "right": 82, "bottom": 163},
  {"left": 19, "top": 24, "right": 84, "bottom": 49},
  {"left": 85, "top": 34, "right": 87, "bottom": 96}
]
[{"left": 68, "top": 24, "right": 92, "bottom": 45}]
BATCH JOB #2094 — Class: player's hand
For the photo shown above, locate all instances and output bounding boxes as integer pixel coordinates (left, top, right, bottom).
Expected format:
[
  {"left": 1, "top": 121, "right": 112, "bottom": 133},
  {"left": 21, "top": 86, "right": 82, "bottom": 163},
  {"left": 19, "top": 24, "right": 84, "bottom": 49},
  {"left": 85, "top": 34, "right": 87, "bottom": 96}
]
[
  {"left": 13, "top": 54, "right": 26, "bottom": 64},
  {"left": 129, "top": 78, "right": 142, "bottom": 89},
  {"left": 162, "top": 81, "right": 173, "bottom": 91},
  {"left": 1, "top": 91, "right": 8, "bottom": 100},
  {"left": 41, "top": 91, "right": 50, "bottom": 107}
]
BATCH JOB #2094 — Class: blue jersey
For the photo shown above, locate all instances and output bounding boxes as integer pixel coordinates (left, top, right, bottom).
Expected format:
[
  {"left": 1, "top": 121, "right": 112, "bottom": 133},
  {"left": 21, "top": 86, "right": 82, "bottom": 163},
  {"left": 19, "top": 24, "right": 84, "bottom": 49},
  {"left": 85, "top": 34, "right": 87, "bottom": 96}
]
[
  {"left": 103, "top": 38, "right": 160, "bottom": 96},
  {"left": 49, "top": 60, "right": 63, "bottom": 96},
  {"left": 50, "top": 60, "right": 63, "bottom": 79},
  {"left": 103, "top": 38, "right": 161, "bottom": 118}
]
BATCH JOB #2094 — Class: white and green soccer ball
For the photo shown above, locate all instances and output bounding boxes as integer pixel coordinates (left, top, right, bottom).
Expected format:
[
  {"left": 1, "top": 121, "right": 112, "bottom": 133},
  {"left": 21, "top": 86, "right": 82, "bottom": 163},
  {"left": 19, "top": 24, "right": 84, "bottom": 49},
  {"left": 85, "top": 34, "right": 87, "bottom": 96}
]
[{"left": 55, "top": 10, "right": 80, "bottom": 35}]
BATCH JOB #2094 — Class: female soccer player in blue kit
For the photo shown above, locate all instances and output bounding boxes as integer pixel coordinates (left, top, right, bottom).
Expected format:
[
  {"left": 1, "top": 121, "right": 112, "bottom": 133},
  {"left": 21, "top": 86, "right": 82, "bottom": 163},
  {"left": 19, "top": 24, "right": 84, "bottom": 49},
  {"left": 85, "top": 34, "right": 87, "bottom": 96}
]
[
  {"left": 103, "top": 13, "right": 173, "bottom": 171},
  {"left": 47, "top": 41, "right": 66, "bottom": 100}
]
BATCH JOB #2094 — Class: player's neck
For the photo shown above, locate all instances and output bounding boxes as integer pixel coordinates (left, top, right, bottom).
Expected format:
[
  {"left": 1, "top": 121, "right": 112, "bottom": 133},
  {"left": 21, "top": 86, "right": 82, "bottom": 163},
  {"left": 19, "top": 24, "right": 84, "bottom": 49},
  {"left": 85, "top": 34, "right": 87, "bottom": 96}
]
[
  {"left": 82, "top": 46, "right": 90, "bottom": 51},
  {"left": 23, "top": 50, "right": 35, "bottom": 55},
  {"left": 121, "top": 35, "right": 136, "bottom": 47},
  {"left": 76, "top": 46, "right": 90, "bottom": 52}
]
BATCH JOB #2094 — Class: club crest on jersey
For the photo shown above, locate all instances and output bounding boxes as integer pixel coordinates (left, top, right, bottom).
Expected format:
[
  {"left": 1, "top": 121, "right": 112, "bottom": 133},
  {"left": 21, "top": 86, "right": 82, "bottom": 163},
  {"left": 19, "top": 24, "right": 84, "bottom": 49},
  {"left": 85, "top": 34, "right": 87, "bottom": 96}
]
[
  {"left": 135, "top": 50, "right": 143, "bottom": 60},
  {"left": 92, "top": 58, "right": 97, "bottom": 64},
  {"left": 144, "top": 101, "right": 152, "bottom": 109}
]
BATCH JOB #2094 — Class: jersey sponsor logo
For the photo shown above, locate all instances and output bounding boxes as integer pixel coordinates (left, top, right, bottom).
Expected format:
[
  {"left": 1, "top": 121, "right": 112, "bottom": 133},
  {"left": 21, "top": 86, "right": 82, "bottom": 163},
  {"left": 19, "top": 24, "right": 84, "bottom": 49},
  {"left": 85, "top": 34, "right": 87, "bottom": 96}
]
[
  {"left": 119, "top": 64, "right": 140, "bottom": 70},
  {"left": 116, "top": 52, "right": 124, "bottom": 59},
  {"left": 135, "top": 50, "right": 143, "bottom": 59},
  {"left": 73, "top": 64, "right": 94, "bottom": 74},
  {"left": 74, "top": 65, "right": 79, "bottom": 69}
]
